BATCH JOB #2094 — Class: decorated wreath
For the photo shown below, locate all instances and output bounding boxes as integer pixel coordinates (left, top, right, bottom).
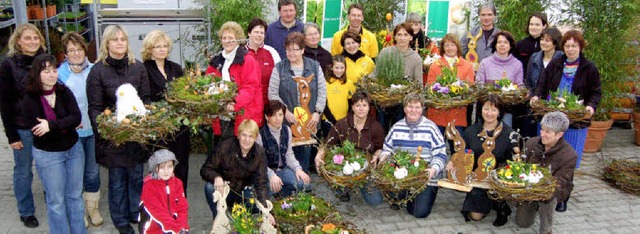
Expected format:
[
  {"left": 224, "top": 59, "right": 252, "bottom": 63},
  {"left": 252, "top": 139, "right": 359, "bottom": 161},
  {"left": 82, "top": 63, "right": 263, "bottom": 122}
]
[
  {"left": 479, "top": 77, "right": 529, "bottom": 105},
  {"left": 357, "top": 49, "right": 420, "bottom": 108},
  {"left": 371, "top": 149, "right": 430, "bottom": 205},
  {"left": 165, "top": 73, "right": 237, "bottom": 123},
  {"left": 273, "top": 193, "right": 336, "bottom": 234},
  {"left": 425, "top": 66, "right": 479, "bottom": 109},
  {"left": 488, "top": 160, "right": 556, "bottom": 202},
  {"left": 603, "top": 159, "right": 640, "bottom": 195},
  {"left": 318, "top": 141, "right": 370, "bottom": 189},
  {"left": 530, "top": 90, "right": 590, "bottom": 124}
]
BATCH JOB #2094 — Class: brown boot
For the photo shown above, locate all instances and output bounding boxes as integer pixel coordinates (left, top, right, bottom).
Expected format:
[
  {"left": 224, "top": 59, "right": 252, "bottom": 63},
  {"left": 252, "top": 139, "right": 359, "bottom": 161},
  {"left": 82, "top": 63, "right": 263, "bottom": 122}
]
[{"left": 84, "top": 191, "right": 104, "bottom": 226}]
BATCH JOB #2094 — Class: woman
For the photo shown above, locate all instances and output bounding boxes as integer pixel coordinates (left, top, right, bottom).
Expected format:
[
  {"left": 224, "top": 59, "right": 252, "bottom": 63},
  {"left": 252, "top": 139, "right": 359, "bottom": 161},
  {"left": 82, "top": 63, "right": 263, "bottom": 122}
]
[
  {"left": 377, "top": 23, "right": 423, "bottom": 85},
  {"left": 141, "top": 30, "right": 190, "bottom": 195},
  {"left": 87, "top": 25, "right": 150, "bottom": 234},
  {"left": 515, "top": 13, "right": 548, "bottom": 73},
  {"left": 516, "top": 111, "right": 577, "bottom": 234},
  {"left": 374, "top": 93, "right": 447, "bottom": 218},
  {"left": 406, "top": 12, "right": 437, "bottom": 53},
  {"left": 200, "top": 119, "right": 275, "bottom": 225},
  {"left": 447, "top": 94, "right": 514, "bottom": 226},
  {"left": 476, "top": 30, "right": 524, "bottom": 126},
  {"left": 340, "top": 31, "right": 375, "bottom": 84},
  {"left": 245, "top": 17, "right": 281, "bottom": 105},
  {"left": 256, "top": 100, "right": 311, "bottom": 197},
  {"left": 0, "top": 23, "right": 46, "bottom": 228},
  {"left": 303, "top": 22, "right": 332, "bottom": 73},
  {"left": 426, "top": 33, "right": 475, "bottom": 151},
  {"left": 206, "top": 21, "right": 263, "bottom": 138},
  {"left": 58, "top": 32, "right": 103, "bottom": 227},
  {"left": 531, "top": 30, "right": 601, "bottom": 212},
  {"left": 23, "top": 54, "right": 85, "bottom": 234},
  {"left": 268, "top": 32, "right": 327, "bottom": 173},
  {"left": 315, "top": 91, "right": 386, "bottom": 204}
]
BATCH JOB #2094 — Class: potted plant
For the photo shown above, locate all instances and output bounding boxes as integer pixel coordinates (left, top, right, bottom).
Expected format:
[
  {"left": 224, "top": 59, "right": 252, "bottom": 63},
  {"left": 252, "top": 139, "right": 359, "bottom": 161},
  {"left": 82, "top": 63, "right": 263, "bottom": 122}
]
[{"left": 45, "top": 0, "right": 57, "bottom": 18}]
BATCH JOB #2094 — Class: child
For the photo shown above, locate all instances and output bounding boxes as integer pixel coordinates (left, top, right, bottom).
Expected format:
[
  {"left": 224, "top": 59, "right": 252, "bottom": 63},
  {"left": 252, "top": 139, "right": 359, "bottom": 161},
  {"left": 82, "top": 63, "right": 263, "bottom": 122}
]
[
  {"left": 139, "top": 149, "right": 189, "bottom": 234},
  {"left": 323, "top": 55, "right": 356, "bottom": 137}
]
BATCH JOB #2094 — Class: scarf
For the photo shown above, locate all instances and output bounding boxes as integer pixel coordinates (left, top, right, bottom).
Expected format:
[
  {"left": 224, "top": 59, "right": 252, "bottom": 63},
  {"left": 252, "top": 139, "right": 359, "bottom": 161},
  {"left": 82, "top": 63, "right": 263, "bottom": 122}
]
[
  {"left": 69, "top": 57, "right": 90, "bottom": 73},
  {"left": 559, "top": 57, "right": 580, "bottom": 94},
  {"left": 105, "top": 55, "right": 128, "bottom": 76},
  {"left": 406, "top": 116, "right": 422, "bottom": 139},
  {"left": 444, "top": 55, "right": 458, "bottom": 68},
  {"left": 40, "top": 86, "right": 57, "bottom": 121},
  {"left": 341, "top": 49, "right": 365, "bottom": 62},
  {"left": 221, "top": 46, "right": 239, "bottom": 82}
]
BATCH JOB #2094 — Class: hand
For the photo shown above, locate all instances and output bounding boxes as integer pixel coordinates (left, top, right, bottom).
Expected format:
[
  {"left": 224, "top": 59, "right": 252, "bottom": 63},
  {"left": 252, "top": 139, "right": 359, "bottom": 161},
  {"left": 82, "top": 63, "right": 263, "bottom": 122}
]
[
  {"left": 76, "top": 123, "right": 83, "bottom": 130},
  {"left": 585, "top": 106, "right": 594, "bottom": 117},
  {"left": 529, "top": 96, "right": 539, "bottom": 106},
  {"left": 267, "top": 213, "right": 276, "bottom": 225},
  {"left": 295, "top": 169, "right": 311, "bottom": 184},
  {"left": 269, "top": 175, "right": 283, "bottom": 193},
  {"left": 306, "top": 112, "right": 320, "bottom": 129},
  {"left": 214, "top": 177, "right": 225, "bottom": 193},
  {"left": 31, "top": 118, "right": 50, "bottom": 137},
  {"left": 226, "top": 103, "right": 235, "bottom": 112},
  {"left": 446, "top": 161, "right": 455, "bottom": 172},
  {"left": 285, "top": 110, "right": 296, "bottom": 124},
  {"left": 314, "top": 148, "right": 325, "bottom": 171},
  {"left": 425, "top": 168, "right": 437, "bottom": 180},
  {"left": 10, "top": 141, "right": 23, "bottom": 150},
  {"left": 371, "top": 152, "right": 386, "bottom": 169}
]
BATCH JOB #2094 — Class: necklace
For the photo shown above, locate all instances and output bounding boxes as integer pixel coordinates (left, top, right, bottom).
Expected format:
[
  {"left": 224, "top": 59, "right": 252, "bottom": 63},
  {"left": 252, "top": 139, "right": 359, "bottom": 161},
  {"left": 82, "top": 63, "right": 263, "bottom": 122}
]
[{"left": 44, "top": 93, "right": 56, "bottom": 107}]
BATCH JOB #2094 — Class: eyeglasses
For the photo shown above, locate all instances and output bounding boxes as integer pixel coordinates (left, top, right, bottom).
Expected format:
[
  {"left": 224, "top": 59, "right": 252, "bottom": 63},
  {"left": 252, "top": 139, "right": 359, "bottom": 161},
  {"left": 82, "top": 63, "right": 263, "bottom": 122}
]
[
  {"left": 286, "top": 48, "right": 302, "bottom": 52},
  {"left": 66, "top": 49, "right": 84, "bottom": 54},
  {"left": 153, "top": 44, "right": 170, "bottom": 50}
]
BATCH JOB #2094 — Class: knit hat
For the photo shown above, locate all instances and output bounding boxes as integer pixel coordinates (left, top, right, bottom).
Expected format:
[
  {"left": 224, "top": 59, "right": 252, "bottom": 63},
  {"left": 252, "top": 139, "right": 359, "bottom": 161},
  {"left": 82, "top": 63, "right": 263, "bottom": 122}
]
[{"left": 148, "top": 149, "right": 178, "bottom": 171}]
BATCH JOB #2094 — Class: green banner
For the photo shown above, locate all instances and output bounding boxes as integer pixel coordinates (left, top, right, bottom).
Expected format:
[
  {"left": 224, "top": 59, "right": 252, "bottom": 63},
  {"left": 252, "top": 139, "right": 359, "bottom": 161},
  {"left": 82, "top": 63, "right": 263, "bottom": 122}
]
[
  {"left": 322, "top": 0, "right": 342, "bottom": 38},
  {"left": 427, "top": 0, "right": 449, "bottom": 38}
]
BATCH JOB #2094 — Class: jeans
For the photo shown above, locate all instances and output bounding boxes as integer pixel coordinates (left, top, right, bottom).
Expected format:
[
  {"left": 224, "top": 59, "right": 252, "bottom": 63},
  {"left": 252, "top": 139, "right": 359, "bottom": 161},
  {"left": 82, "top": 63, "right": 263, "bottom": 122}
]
[
  {"left": 335, "top": 181, "right": 384, "bottom": 206},
  {"left": 502, "top": 113, "right": 513, "bottom": 127},
  {"left": 80, "top": 135, "right": 100, "bottom": 192},
  {"left": 437, "top": 125, "right": 466, "bottom": 154},
  {"left": 13, "top": 129, "right": 35, "bottom": 217},
  {"left": 268, "top": 167, "right": 308, "bottom": 197},
  {"left": 406, "top": 186, "right": 439, "bottom": 218},
  {"left": 33, "top": 142, "right": 87, "bottom": 234},
  {"left": 108, "top": 164, "right": 143, "bottom": 227},
  {"left": 204, "top": 183, "right": 256, "bottom": 218},
  {"left": 293, "top": 145, "right": 312, "bottom": 173}
]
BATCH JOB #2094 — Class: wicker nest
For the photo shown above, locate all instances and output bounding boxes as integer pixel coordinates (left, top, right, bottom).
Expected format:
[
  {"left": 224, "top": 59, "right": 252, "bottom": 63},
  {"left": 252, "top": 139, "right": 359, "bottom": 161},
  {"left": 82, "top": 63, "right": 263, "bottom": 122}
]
[
  {"left": 357, "top": 78, "right": 420, "bottom": 108},
  {"left": 165, "top": 74, "right": 237, "bottom": 121},
  {"left": 478, "top": 84, "right": 529, "bottom": 106},
  {"left": 318, "top": 150, "right": 370, "bottom": 189},
  {"left": 603, "top": 159, "right": 640, "bottom": 195},
  {"left": 530, "top": 100, "right": 590, "bottom": 124},
  {"left": 273, "top": 193, "right": 337, "bottom": 234},
  {"left": 96, "top": 101, "right": 181, "bottom": 146},
  {"left": 488, "top": 169, "right": 556, "bottom": 202},
  {"left": 425, "top": 81, "right": 480, "bottom": 110},
  {"left": 370, "top": 152, "right": 430, "bottom": 205},
  {"left": 304, "top": 220, "right": 366, "bottom": 234}
]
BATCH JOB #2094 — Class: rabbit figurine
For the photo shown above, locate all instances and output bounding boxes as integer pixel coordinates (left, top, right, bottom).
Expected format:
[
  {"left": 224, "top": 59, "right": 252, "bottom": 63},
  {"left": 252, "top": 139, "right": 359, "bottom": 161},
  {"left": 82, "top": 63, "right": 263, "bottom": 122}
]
[
  {"left": 210, "top": 183, "right": 231, "bottom": 234},
  {"left": 256, "top": 200, "right": 277, "bottom": 234}
]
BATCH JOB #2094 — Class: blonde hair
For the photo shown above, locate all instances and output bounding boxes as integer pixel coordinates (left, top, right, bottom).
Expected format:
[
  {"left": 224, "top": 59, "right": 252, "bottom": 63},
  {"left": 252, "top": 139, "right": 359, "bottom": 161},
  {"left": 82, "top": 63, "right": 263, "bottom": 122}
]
[
  {"left": 8, "top": 24, "right": 46, "bottom": 56},
  {"left": 237, "top": 119, "right": 259, "bottom": 138},
  {"left": 98, "top": 25, "right": 136, "bottom": 64},
  {"left": 218, "top": 21, "right": 245, "bottom": 41},
  {"left": 141, "top": 30, "right": 173, "bottom": 61}
]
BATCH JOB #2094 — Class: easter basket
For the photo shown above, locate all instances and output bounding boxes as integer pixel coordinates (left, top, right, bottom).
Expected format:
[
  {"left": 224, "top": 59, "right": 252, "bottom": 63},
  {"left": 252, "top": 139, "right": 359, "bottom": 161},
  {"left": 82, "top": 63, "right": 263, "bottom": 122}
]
[
  {"left": 318, "top": 141, "right": 370, "bottom": 189},
  {"left": 165, "top": 73, "right": 237, "bottom": 122},
  {"left": 530, "top": 90, "right": 590, "bottom": 124},
  {"left": 370, "top": 150, "right": 430, "bottom": 205},
  {"left": 273, "top": 193, "right": 337, "bottom": 234},
  {"left": 478, "top": 78, "right": 529, "bottom": 106},
  {"left": 488, "top": 160, "right": 556, "bottom": 202},
  {"left": 425, "top": 66, "right": 480, "bottom": 110},
  {"left": 357, "top": 49, "right": 420, "bottom": 108}
]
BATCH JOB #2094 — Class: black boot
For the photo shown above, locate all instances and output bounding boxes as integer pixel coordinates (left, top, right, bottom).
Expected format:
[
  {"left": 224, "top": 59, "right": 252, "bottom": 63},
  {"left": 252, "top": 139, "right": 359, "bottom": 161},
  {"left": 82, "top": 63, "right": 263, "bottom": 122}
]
[
  {"left": 556, "top": 193, "right": 570, "bottom": 212},
  {"left": 493, "top": 202, "right": 511, "bottom": 227}
]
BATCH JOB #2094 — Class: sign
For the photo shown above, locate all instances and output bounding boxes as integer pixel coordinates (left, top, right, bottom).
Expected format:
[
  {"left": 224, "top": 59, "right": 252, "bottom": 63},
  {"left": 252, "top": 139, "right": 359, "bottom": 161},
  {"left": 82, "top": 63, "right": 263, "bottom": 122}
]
[{"left": 427, "top": 0, "right": 449, "bottom": 38}]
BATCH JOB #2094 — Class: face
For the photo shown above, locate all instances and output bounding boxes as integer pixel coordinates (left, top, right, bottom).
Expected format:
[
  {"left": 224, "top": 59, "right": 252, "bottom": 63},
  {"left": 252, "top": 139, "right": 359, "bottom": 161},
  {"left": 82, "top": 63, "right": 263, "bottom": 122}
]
[
  {"left": 540, "top": 126, "right": 563, "bottom": 147},
  {"left": 266, "top": 109, "right": 284, "bottom": 129},
  {"left": 279, "top": 4, "right": 297, "bottom": 24},
  {"left": 479, "top": 8, "right": 495, "bottom": 29},
  {"left": 238, "top": 130, "right": 257, "bottom": 153},
  {"left": 348, "top": 8, "right": 364, "bottom": 28},
  {"left": 352, "top": 100, "right": 370, "bottom": 119},
  {"left": 221, "top": 30, "right": 238, "bottom": 53},
  {"left": 410, "top": 23, "right": 422, "bottom": 35},
  {"left": 17, "top": 29, "right": 41, "bottom": 56},
  {"left": 481, "top": 101, "right": 500, "bottom": 124},
  {"left": 304, "top": 27, "right": 321, "bottom": 47},
  {"left": 343, "top": 38, "right": 360, "bottom": 55},
  {"left": 65, "top": 42, "right": 86, "bottom": 65},
  {"left": 332, "top": 61, "right": 345, "bottom": 77},
  {"left": 404, "top": 101, "right": 423, "bottom": 122},
  {"left": 444, "top": 40, "right": 458, "bottom": 58},
  {"left": 394, "top": 28, "right": 412, "bottom": 48},
  {"left": 107, "top": 31, "right": 128, "bottom": 58},
  {"left": 528, "top": 16, "right": 546, "bottom": 38},
  {"left": 151, "top": 39, "right": 170, "bottom": 60},
  {"left": 40, "top": 62, "right": 58, "bottom": 90},
  {"left": 285, "top": 44, "right": 304, "bottom": 63},
  {"left": 564, "top": 38, "right": 581, "bottom": 61},
  {"left": 539, "top": 34, "right": 555, "bottom": 53},
  {"left": 248, "top": 25, "right": 266, "bottom": 45},
  {"left": 495, "top": 35, "right": 511, "bottom": 56},
  {"left": 156, "top": 161, "right": 174, "bottom": 181}
]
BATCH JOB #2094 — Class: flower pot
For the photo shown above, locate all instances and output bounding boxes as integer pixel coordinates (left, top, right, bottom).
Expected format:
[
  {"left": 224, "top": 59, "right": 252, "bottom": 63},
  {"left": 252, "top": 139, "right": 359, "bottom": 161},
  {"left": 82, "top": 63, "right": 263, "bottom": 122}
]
[
  {"left": 633, "top": 111, "right": 640, "bottom": 146},
  {"left": 583, "top": 119, "right": 614, "bottom": 153},
  {"left": 27, "top": 5, "right": 38, "bottom": 20},
  {"left": 46, "top": 5, "right": 57, "bottom": 18},
  {"left": 32, "top": 7, "right": 45, "bottom": 20}
]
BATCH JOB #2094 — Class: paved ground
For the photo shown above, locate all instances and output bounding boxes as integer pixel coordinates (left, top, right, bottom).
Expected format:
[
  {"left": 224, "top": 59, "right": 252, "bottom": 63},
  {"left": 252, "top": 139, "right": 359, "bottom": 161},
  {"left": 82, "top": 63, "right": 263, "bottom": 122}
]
[{"left": 1, "top": 125, "right": 639, "bottom": 234}]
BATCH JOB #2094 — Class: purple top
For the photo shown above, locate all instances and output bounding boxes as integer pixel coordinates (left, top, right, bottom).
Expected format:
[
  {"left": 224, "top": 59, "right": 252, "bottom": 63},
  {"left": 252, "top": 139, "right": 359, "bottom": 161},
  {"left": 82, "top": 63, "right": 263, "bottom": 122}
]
[{"left": 476, "top": 53, "right": 524, "bottom": 85}]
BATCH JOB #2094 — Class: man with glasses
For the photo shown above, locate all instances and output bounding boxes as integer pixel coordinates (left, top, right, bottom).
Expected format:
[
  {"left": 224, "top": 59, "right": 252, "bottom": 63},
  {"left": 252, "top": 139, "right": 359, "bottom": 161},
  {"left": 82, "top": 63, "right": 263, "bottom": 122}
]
[{"left": 330, "top": 3, "right": 378, "bottom": 59}]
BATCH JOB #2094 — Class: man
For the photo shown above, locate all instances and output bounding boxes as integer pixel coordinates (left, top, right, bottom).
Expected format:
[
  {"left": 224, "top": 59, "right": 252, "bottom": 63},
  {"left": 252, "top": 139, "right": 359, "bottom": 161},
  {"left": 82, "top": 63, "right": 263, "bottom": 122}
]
[
  {"left": 460, "top": 3, "right": 500, "bottom": 70},
  {"left": 265, "top": 0, "right": 304, "bottom": 59},
  {"left": 330, "top": 3, "right": 378, "bottom": 59}
]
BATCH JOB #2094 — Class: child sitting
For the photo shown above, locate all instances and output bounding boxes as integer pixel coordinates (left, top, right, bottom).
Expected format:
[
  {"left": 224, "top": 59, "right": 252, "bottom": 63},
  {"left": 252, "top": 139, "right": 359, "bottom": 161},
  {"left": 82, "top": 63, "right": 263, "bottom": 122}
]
[{"left": 139, "top": 149, "right": 189, "bottom": 234}]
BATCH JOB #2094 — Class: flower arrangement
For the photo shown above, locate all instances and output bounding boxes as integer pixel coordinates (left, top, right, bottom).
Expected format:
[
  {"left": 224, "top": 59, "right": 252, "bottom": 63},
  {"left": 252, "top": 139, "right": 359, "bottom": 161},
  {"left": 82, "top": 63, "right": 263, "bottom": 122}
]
[
  {"left": 357, "top": 50, "right": 419, "bottom": 108},
  {"left": 230, "top": 201, "right": 260, "bottom": 234},
  {"left": 319, "top": 141, "right": 370, "bottom": 189},
  {"left": 273, "top": 193, "right": 335, "bottom": 234},
  {"left": 496, "top": 161, "right": 544, "bottom": 185},
  {"left": 489, "top": 160, "right": 556, "bottom": 202},
  {"left": 306, "top": 223, "right": 350, "bottom": 234},
  {"left": 531, "top": 90, "right": 589, "bottom": 123},
  {"left": 479, "top": 75, "right": 529, "bottom": 105},
  {"left": 371, "top": 149, "right": 430, "bottom": 205},
  {"left": 426, "top": 65, "right": 478, "bottom": 109}
]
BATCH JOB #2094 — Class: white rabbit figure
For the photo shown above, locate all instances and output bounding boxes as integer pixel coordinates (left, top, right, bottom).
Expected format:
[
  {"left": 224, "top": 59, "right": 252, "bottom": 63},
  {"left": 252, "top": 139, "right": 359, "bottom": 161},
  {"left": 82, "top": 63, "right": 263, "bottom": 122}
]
[
  {"left": 394, "top": 167, "right": 408, "bottom": 179},
  {"left": 256, "top": 200, "right": 277, "bottom": 234},
  {"left": 115, "top": 83, "right": 148, "bottom": 122},
  {"left": 210, "top": 183, "right": 231, "bottom": 234}
]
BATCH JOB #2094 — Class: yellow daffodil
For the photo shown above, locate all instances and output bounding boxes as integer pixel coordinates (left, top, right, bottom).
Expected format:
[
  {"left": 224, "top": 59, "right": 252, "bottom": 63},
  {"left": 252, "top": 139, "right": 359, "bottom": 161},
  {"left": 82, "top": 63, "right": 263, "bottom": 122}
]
[
  {"left": 505, "top": 170, "right": 513, "bottom": 178},
  {"left": 249, "top": 198, "right": 255, "bottom": 204}
]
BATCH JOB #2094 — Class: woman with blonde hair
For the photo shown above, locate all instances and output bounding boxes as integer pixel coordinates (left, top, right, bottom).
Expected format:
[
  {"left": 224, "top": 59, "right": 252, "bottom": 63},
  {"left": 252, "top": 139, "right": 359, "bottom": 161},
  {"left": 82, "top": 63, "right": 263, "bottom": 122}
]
[
  {"left": 87, "top": 25, "right": 150, "bottom": 234},
  {"left": 0, "top": 23, "right": 46, "bottom": 228}
]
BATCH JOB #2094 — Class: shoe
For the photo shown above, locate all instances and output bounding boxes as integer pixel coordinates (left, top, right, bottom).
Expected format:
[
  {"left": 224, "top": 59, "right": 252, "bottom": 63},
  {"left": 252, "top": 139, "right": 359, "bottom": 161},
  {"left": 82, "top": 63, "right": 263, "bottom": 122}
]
[
  {"left": 390, "top": 204, "right": 400, "bottom": 210},
  {"left": 555, "top": 201, "right": 567, "bottom": 212},
  {"left": 20, "top": 215, "right": 39, "bottom": 228},
  {"left": 84, "top": 191, "right": 104, "bottom": 226},
  {"left": 338, "top": 193, "right": 350, "bottom": 202},
  {"left": 493, "top": 213, "right": 508, "bottom": 226},
  {"left": 116, "top": 224, "right": 135, "bottom": 234}
]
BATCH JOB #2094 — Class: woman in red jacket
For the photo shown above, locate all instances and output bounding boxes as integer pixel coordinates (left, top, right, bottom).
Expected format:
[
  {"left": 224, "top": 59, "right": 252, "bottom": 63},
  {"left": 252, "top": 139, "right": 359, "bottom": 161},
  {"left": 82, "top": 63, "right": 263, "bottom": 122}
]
[{"left": 206, "top": 21, "right": 263, "bottom": 139}]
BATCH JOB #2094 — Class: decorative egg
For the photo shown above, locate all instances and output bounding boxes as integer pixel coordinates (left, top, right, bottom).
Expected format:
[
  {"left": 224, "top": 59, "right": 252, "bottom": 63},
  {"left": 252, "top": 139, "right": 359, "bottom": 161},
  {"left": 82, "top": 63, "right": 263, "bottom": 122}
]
[
  {"left": 394, "top": 167, "right": 408, "bottom": 179},
  {"left": 351, "top": 161, "right": 361, "bottom": 171},
  {"left": 343, "top": 162, "right": 354, "bottom": 175}
]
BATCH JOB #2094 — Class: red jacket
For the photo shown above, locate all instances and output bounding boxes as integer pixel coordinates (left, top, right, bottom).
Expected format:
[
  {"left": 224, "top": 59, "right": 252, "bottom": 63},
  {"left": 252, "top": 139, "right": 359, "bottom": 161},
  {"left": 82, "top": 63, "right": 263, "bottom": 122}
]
[
  {"left": 206, "top": 47, "right": 264, "bottom": 135},
  {"left": 246, "top": 44, "right": 280, "bottom": 105},
  {"left": 140, "top": 175, "right": 189, "bottom": 234}
]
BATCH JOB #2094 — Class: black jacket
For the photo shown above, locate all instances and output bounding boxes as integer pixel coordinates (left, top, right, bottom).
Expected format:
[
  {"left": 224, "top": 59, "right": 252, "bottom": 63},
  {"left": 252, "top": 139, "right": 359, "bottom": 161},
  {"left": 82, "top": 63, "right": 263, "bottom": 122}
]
[
  {"left": 515, "top": 36, "right": 541, "bottom": 73},
  {"left": 144, "top": 59, "right": 184, "bottom": 102},
  {"left": 462, "top": 120, "right": 515, "bottom": 170},
  {"left": 303, "top": 45, "right": 333, "bottom": 74},
  {"left": 87, "top": 56, "right": 151, "bottom": 167}
]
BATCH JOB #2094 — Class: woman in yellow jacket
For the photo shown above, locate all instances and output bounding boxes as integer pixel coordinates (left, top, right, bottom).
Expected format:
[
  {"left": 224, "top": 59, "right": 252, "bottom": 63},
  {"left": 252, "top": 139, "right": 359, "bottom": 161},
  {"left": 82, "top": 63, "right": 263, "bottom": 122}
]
[{"left": 340, "top": 31, "right": 375, "bottom": 84}]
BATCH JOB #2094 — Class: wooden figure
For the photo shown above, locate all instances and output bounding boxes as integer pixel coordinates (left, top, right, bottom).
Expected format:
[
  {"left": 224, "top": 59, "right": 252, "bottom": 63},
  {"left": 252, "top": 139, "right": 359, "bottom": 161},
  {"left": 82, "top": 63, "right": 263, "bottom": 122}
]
[
  {"left": 256, "top": 200, "right": 277, "bottom": 234},
  {"left": 473, "top": 122, "right": 502, "bottom": 182},
  {"left": 437, "top": 120, "right": 474, "bottom": 192},
  {"left": 210, "top": 184, "right": 230, "bottom": 234},
  {"left": 291, "top": 74, "right": 318, "bottom": 146},
  {"left": 465, "top": 30, "right": 483, "bottom": 71}
]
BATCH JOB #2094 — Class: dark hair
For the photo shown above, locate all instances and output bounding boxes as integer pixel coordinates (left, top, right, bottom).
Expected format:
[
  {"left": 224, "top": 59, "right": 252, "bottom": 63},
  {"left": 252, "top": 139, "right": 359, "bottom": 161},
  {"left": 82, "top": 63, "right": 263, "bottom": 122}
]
[
  {"left": 347, "top": 3, "right": 364, "bottom": 15},
  {"left": 477, "top": 94, "right": 504, "bottom": 122},
  {"left": 284, "top": 32, "right": 305, "bottom": 50},
  {"left": 491, "top": 30, "right": 516, "bottom": 54},
  {"left": 348, "top": 91, "right": 373, "bottom": 113},
  {"left": 561, "top": 30, "right": 587, "bottom": 51},
  {"left": 247, "top": 17, "right": 268, "bottom": 34},
  {"left": 278, "top": 0, "right": 296, "bottom": 11},
  {"left": 264, "top": 100, "right": 287, "bottom": 117},
  {"left": 525, "top": 12, "right": 548, "bottom": 36},
  {"left": 27, "top": 54, "right": 59, "bottom": 94},
  {"left": 326, "top": 55, "right": 347, "bottom": 84},
  {"left": 340, "top": 31, "right": 361, "bottom": 47},
  {"left": 393, "top": 23, "right": 414, "bottom": 40},
  {"left": 62, "top": 32, "right": 88, "bottom": 54},
  {"left": 540, "top": 27, "right": 562, "bottom": 50}
]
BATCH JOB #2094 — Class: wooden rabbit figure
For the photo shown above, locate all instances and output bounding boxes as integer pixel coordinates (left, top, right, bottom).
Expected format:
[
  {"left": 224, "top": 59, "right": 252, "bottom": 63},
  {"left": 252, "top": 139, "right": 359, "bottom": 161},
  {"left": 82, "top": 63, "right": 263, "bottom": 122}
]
[
  {"left": 256, "top": 200, "right": 277, "bottom": 234},
  {"left": 465, "top": 30, "right": 483, "bottom": 70},
  {"left": 210, "top": 183, "right": 231, "bottom": 234},
  {"left": 474, "top": 123, "right": 503, "bottom": 181},
  {"left": 444, "top": 120, "right": 474, "bottom": 183},
  {"left": 291, "top": 74, "right": 315, "bottom": 143}
]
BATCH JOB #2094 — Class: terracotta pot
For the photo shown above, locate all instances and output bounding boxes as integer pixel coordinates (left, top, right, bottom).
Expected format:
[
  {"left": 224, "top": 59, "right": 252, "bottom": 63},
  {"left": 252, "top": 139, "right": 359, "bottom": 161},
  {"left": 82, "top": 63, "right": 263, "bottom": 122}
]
[
  {"left": 32, "top": 7, "right": 45, "bottom": 20},
  {"left": 46, "top": 5, "right": 57, "bottom": 18},
  {"left": 26, "top": 5, "right": 38, "bottom": 20},
  {"left": 633, "top": 111, "right": 640, "bottom": 146},
  {"left": 583, "top": 119, "right": 614, "bottom": 153}
]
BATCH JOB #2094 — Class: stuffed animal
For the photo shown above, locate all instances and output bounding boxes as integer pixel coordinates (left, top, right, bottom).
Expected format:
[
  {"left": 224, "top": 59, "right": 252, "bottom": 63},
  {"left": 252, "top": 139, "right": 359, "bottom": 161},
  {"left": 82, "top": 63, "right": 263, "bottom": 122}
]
[
  {"left": 210, "top": 183, "right": 231, "bottom": 234},
  {"left": 256, "top": 200, "right": 277, "bottom": 234},
  {"left": 115, "top": 83, "right": 148, "bottom": 122}
]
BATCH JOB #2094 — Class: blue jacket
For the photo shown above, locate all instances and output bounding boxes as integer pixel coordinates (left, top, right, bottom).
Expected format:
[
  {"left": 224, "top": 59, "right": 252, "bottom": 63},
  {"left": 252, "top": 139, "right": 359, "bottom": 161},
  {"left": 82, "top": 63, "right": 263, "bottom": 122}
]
[
  {"left": 58, "top": 60, "right": 94, "bottom": 137},
  {"left": 524, "top": 50, "right": 563, "bottom": 95},
  {"left": 265, "top": 18, "right": 304, "bottom": 59}
]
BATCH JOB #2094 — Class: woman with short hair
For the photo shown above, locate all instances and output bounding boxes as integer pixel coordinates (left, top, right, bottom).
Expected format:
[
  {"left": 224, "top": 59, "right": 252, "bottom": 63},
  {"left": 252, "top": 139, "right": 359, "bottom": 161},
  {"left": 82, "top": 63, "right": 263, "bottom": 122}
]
[
  {"left": 339, "top": 31, "right": 375, "bottom": 84},
  {"left": 303, "top": 22, "right": 332, "bottom": 72},
  {"left": 246, "top": 17, "right": 281, "bottom": 105}
]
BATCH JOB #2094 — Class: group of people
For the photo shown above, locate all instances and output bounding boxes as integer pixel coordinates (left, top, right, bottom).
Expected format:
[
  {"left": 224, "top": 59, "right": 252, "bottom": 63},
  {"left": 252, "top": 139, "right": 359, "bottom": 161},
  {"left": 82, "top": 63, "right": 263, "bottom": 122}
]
[{"left": 0, "top": 1, "right": 600, "bottom": 234}]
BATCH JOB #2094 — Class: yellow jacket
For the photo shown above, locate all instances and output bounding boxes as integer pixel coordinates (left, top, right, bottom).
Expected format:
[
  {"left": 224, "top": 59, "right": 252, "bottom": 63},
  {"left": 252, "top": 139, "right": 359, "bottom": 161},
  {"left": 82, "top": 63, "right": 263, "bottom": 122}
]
[
  {"left": 331, "top": 27, "right": 379, "bottom": 59},
  {"left": 326, "top": 78, "right": 356, "bottom": 121},
  {"left": 345, "top": 55, "right": 375, "bottom": 84}
]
